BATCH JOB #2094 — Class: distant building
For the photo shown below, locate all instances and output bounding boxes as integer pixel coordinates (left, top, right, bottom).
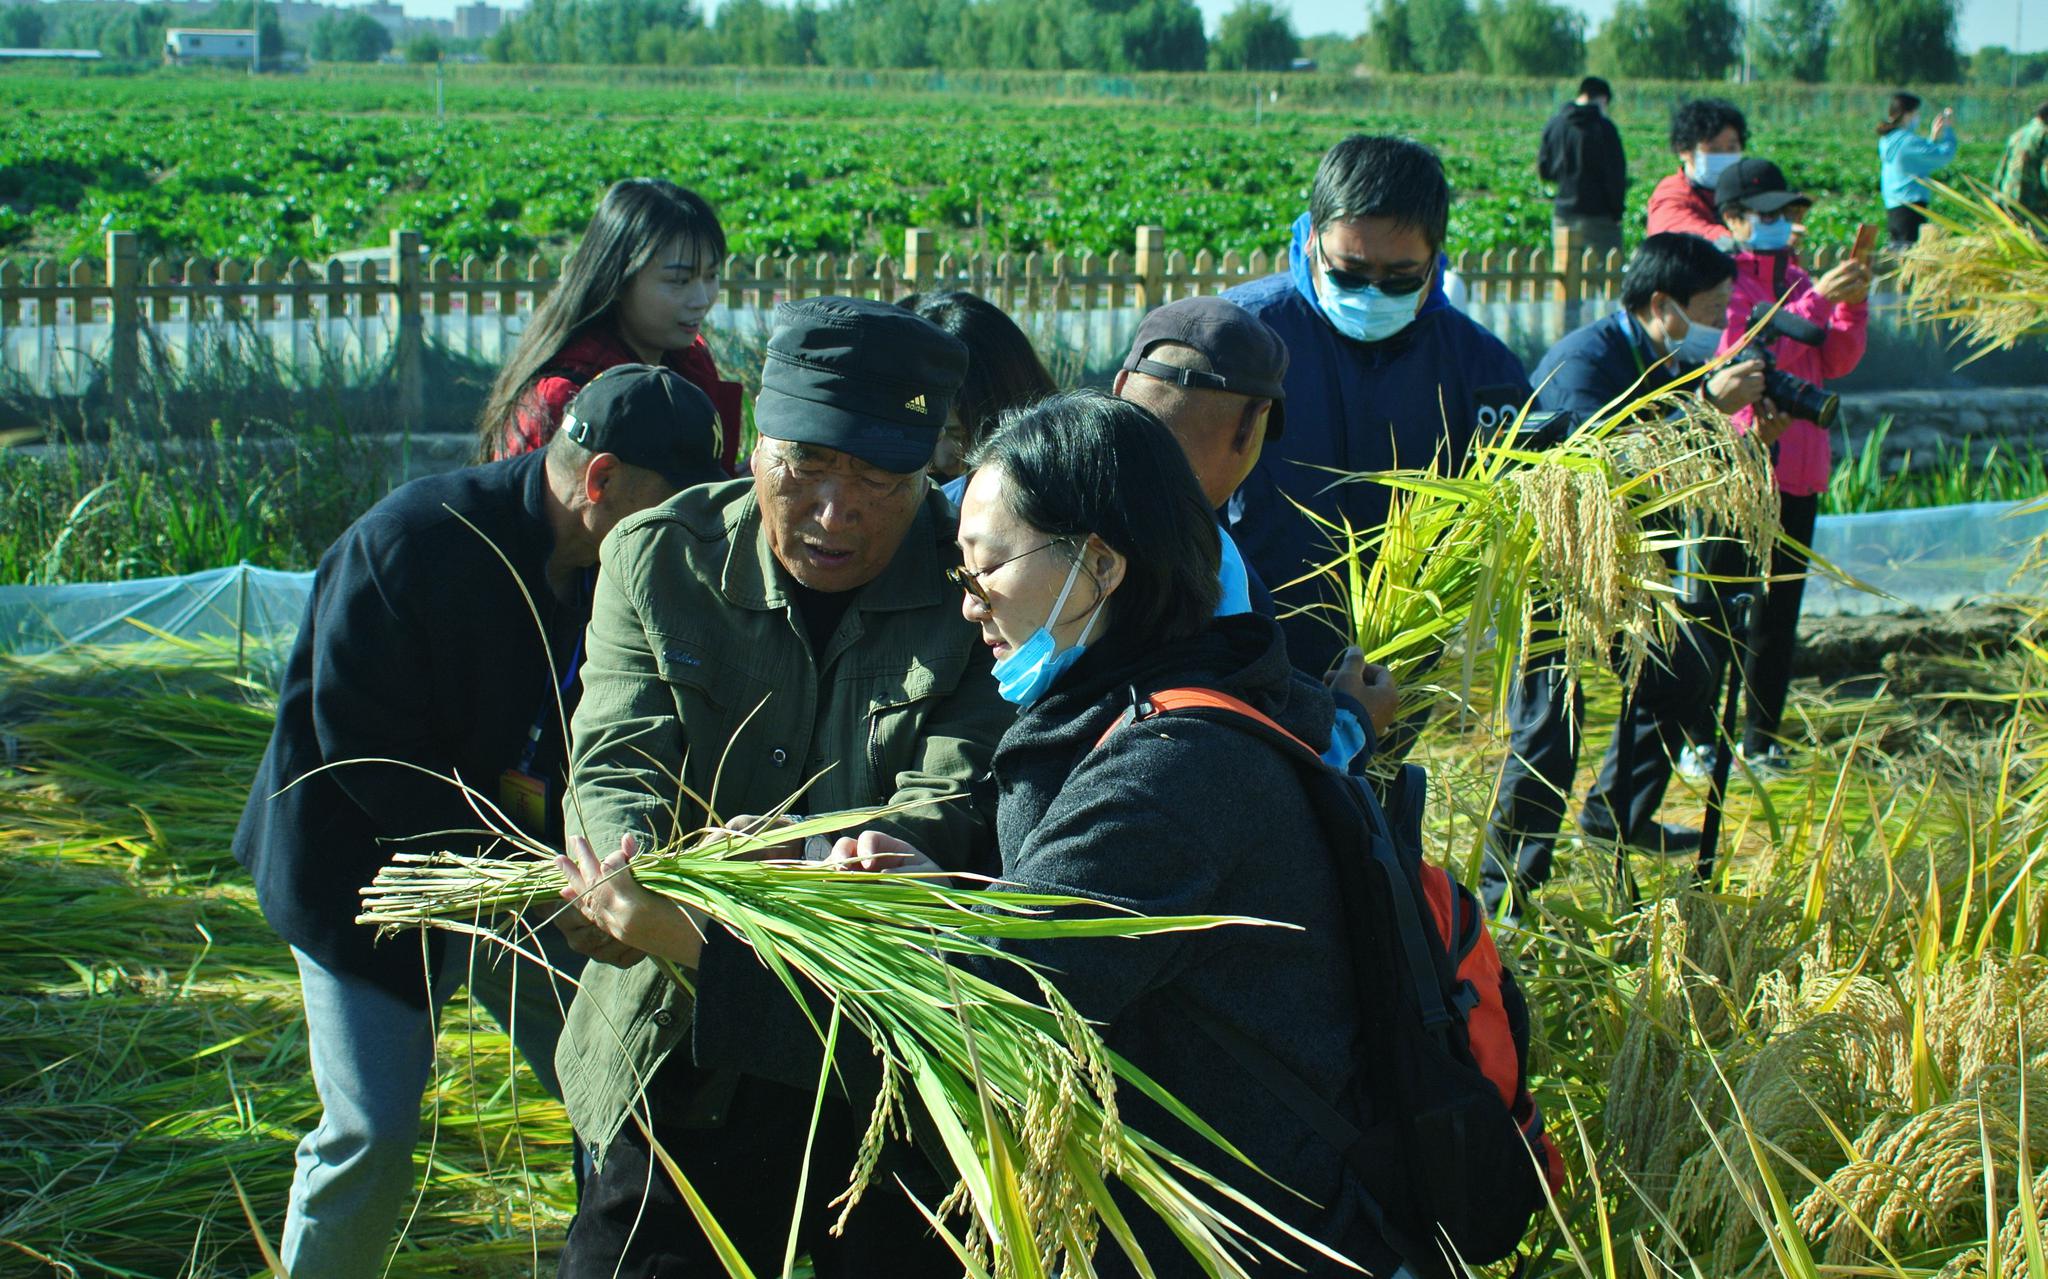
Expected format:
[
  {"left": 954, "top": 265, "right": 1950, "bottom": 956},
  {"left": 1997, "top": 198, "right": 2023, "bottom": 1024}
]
[
  {"left": 164, "top": 28, "right": 258, "bottom": 62},
  {"left": 0, "top": 47, "right": 104, "bottom": 60},
  {"left": 358, "top": 0, "right": 405, "bottom": 34},
  {"left": 452, "top": 1, "right": 500, "bottom": 40}
]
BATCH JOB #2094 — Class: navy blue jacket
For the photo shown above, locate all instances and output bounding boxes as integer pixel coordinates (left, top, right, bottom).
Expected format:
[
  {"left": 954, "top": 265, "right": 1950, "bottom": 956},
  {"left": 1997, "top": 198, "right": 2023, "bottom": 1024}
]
[
  {"left": 1530, "top": 308, "right": 1692, "bottom": 425},
  {"left": 233, "top": 453, "right": 588, "bottom": 1003},
  {"left": 1224, "top": 213, "right": 1533, "bottom": 675}
]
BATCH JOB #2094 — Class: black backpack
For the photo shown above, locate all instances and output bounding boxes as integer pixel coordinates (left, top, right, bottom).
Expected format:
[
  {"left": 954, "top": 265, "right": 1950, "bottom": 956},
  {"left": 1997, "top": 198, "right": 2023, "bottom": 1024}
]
[{"left": 1095, "top": 687, "right": 1565, "bottom": 1278}]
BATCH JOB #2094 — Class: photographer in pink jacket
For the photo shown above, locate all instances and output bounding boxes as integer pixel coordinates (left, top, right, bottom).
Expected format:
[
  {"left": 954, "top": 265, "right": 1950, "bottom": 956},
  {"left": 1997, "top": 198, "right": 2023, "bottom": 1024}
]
[{"left": 1705, "top": 158, "right": 1870, "bottom": 775}]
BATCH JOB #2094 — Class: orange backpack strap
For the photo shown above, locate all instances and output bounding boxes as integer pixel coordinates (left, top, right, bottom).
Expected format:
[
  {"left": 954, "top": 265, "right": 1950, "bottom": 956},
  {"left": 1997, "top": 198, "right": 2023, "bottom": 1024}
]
[{"left": 1091, "top": 686, "right": 1321, "bottom": 761}]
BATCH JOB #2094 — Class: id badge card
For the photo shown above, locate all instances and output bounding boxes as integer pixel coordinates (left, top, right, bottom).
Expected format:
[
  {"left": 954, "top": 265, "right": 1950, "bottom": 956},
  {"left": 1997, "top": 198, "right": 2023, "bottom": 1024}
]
[{"left": 498, "top": 768, "right": 548, "bottom": 835}]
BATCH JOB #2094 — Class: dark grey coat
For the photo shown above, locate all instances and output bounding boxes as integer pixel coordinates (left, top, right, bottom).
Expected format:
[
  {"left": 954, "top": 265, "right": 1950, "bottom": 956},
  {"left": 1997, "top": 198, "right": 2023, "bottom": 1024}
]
[
  {"left": 691, "top": 614, "right": 1380, "bottom": 1275},
  {"left": 978, "top": 614, "right": 1374, "bottom": 1277}
]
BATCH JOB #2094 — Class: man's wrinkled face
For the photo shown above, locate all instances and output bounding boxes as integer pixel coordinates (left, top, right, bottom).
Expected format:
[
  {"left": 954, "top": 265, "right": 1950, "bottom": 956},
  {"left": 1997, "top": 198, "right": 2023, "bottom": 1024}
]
[{"left": 751, "top": 436, "right": 924, "bottom": 594}]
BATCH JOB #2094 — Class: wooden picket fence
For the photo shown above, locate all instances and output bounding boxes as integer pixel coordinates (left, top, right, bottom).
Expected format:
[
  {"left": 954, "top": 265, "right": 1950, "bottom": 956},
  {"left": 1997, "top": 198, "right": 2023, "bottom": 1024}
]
[{"left": 0, "top": 226, "right": 1875, "bottom": 428}]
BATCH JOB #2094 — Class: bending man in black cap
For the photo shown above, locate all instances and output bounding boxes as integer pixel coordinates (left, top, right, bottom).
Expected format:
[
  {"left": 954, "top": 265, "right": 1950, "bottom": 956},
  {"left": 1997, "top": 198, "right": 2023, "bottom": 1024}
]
[
  {"left": 234, "top": 365, "right": 723, "bottom": 1279},
  {"left": 1113, "top": 295, "right": 1398, "bottom": 764},
  {"left": 553, "top": 296, "right": 1012, "bottom": 1276}
]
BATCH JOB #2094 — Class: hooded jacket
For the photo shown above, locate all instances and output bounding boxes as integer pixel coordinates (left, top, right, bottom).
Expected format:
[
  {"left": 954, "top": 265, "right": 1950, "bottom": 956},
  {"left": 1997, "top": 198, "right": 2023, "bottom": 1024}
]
[
  {"left": 1223, "top": 213, "right": 1532, "bottom": 676},
  {"left": 1714, "top": 251, "right": 1868, "bottom": 496},
  {"left": 1539, "top": 101, "right": 1628, "bottom": 221}
]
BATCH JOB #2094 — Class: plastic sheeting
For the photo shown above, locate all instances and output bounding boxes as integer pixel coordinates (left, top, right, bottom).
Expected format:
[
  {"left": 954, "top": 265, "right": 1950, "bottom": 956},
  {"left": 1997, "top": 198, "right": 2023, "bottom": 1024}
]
[
  {"left": 0, "top": 502, "right": 2040, "bottom": 664},
  {"left": 1804, "top": 498, "right": 2048, "bottom": 617},
  {"left": 0, "top": 563, "right": 314, "bottom": 672}
]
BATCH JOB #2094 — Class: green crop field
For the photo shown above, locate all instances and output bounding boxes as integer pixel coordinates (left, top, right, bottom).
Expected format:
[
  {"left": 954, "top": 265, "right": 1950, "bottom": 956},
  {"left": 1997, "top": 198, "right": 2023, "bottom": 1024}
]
[{"left": 0, "top": 65, "right": 2013, "bottom": 265}]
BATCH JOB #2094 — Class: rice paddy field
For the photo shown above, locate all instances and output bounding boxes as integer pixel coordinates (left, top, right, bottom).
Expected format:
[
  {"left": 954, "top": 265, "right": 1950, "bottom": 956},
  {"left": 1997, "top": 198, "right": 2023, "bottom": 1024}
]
[
  {"left": 4, "top": 67, "right": 2047, "bottom": 1279},
  {"left": 3, "top": 585, "right": 2045, "bottom": 1275}
]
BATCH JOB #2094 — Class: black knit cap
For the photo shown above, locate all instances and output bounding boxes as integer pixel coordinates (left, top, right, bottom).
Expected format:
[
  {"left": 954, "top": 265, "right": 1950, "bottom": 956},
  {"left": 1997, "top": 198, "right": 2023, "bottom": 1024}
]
[
  {"left": 756, "top": 296, "right": 971, "bottom": 474},
  {"left": 560, "top": 364, "right": 726, "bottom": 490},
  {"left": 1120, "top": 295, "right": 1289, "bottom": 440}
]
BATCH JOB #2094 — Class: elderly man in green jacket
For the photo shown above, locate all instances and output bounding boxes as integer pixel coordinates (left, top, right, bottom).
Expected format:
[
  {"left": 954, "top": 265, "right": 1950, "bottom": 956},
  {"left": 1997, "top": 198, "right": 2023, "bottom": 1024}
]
[{"left": 553, "top": 296, "right": 1012, "bottom": 1278}]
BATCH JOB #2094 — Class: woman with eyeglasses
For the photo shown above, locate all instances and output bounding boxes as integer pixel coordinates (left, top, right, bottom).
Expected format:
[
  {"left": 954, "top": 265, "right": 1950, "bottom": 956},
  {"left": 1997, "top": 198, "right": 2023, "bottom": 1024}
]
[{"left": 837, "top": 389, "right": 1384, "bottom": 1275}]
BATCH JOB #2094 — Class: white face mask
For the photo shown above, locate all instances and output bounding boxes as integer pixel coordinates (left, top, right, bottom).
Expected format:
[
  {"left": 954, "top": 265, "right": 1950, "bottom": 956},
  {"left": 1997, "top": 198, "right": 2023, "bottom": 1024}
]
[
  {"left": 1664, "top": 301, "right": 1724, "bottom": 364},
  {"left": 1903, "top": 112, "right": 1921, "bottom": 132}
]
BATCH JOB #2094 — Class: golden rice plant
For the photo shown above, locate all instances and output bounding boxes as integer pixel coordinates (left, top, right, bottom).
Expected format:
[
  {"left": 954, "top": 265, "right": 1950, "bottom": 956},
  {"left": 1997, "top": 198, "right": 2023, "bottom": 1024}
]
[
  {"left": 1895, "top": 179, "right": 2048, "bottom": 362},
  {"left": 1284, "top": 369, "right": 1780, "bottom": 728},
  {"left": 359, "top": 799, "right": 1344, "bottom": 1279}
]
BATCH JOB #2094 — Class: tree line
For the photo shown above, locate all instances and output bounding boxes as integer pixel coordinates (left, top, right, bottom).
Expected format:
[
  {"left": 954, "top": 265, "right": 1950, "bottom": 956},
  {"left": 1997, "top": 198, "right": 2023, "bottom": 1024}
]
[
  {"left": 3, "top": 0, "right": 2045, "bottom": 85},
  {"left": 477, "top": 0, "right": 2043, "bottom": 85}
]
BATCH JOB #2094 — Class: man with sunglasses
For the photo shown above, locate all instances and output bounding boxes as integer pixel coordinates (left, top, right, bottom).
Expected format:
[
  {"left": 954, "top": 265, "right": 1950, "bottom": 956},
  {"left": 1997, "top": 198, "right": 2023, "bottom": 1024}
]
[
  {"left": 554, "top": 296, "right": 1011, "bottom": 1276},
  {"left": 1224, "top": 133, "right": 1532, "bottom": 681}
]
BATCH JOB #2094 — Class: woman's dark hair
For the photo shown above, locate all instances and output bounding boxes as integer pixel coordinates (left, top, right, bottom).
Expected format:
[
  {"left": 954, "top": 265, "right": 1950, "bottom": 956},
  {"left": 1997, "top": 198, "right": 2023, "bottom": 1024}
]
[
  {"left": 1308, "top": 134, "right": 1450, "bottom": 252},
  {"left": 1668, "top": 98, "right": 1749, "bottom": 153},
  {"left": 1878, "top": 91, "right": 1923, "bottom": 136},
  {"left": 1620, "top": 232, "right": 1738, "bottom": 312},
  {"left": 1578, "top": 76, "right": 1613, "bottom": 101},
  {"left": 969, "top": 389, "right": 1219, "bottom": 650},
  {"left": 897, "top": 291, "right": 1056, "bottom": 454},
  {"left": 476, "top": 179, "right": 726, "bottom": 457},
  {"left": 2036, "top": 100, "right": 2048, "bottom": 125}
]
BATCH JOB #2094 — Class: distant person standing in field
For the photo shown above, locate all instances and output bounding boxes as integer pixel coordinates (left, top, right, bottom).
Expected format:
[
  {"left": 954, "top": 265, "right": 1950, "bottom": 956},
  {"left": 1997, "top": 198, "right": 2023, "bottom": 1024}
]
[
  {"left": 899, "top": 290, "right": 1057, "bottom": 480},
  {"left": 1647, "top": 98, "right": 1747, "bottom": 249},
  {"left": 1223, "top": 133, "right": 1531, "bottom": 680},
  {"left": 1878, "top": 92, "right": 1959, "bottom": 248},
  {"left": 1540, "top": 76, "right": 1628, "bottom": 257},
  {"left": 1994, "top": 100, "right": 2048, "bottom": 223},
  {"left": 480, "top": 178, "right": 745, "bottom": 471}
]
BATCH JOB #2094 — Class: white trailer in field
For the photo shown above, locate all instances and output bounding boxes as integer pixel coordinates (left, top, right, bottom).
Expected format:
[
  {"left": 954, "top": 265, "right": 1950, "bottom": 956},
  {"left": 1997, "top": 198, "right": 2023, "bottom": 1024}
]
[{"left": 164, "top": 27, "right": 258, "bottom": 67}]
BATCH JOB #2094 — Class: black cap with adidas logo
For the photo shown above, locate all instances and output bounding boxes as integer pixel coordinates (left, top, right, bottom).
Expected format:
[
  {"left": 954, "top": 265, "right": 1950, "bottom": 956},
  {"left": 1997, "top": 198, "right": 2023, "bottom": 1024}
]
[{"left": 756, "top": 295, "right": 970, "bottom": 474}]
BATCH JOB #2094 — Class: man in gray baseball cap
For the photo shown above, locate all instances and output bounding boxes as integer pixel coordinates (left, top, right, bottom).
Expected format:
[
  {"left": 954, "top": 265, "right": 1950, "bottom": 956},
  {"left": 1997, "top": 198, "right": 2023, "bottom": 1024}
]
[
  {"left": 1114, "top": 294, "right": 1288, "bottom": 517},
  {"left": 1114, "top": 295, "right": 1397, "bottom": 761},
  {"left": 554, "top": 295, "right": 1007, "bottom": 1278}
]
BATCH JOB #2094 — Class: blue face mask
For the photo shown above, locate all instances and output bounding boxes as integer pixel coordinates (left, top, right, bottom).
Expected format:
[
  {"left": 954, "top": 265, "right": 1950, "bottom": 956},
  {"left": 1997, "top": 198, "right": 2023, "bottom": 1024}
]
[
  {"left": 1313, "top": 248, "right": 1428, "bottom": 344},
  {"left": 1689, "top": 150, "right": 1742, "bottom": 187},
  {"left": 1745, "top": 216, "right": 1793, "bottom": 252},
  {"left": 992, "top": 556, "right": 1107, "bottom": 707}
]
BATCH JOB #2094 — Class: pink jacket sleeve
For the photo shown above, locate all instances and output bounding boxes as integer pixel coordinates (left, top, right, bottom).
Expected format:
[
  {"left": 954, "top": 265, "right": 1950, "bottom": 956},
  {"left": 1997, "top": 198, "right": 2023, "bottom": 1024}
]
[{"left": 1783, "top": 282, "right": 1868, "bottom": 380}]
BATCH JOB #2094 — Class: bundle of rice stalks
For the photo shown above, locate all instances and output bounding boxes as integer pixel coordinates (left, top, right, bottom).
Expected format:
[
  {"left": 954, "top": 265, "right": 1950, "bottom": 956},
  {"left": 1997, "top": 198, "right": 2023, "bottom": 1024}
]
[
  {"left": 360, "top": 808, "right": 1344, "bottom": 1279},
  {"left": 1895, "top": 180, "right": 2048, "bottom": 362},
  {"left": 1286, "top": 380, "right": 1779, "bottom": 727}
]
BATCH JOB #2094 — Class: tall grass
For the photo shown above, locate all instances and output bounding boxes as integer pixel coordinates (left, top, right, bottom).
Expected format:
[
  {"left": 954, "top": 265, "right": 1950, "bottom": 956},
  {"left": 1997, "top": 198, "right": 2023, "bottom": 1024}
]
[
  {"left": 0, "top": 422, "right": 386, "bottom": 585},
  {"left": 1824, "top": 418, "right": 2048, "bottom": 516}
]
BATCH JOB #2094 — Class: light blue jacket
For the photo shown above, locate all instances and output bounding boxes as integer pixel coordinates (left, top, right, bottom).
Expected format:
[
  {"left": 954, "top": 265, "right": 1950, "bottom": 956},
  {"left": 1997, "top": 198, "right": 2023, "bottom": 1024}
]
[{"left": 1880, "top": 126, "right": 1959, "bottom": 208}]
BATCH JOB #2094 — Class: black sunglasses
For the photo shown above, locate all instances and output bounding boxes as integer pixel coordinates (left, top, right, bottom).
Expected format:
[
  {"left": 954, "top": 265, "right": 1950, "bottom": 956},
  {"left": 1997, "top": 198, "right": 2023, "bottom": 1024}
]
[{"left": 1316, "top": 240, "right": 1432, "bottom": 298}]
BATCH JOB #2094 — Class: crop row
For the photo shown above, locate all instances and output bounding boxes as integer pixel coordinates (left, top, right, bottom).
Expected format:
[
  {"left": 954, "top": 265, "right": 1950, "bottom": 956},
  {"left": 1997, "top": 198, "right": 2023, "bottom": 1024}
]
[{"left": 0, "top": 70, "right": 2003, "bottom": 263}]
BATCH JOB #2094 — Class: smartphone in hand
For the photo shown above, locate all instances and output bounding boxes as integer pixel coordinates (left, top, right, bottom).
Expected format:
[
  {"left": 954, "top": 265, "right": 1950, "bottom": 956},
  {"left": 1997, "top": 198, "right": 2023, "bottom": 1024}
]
[{"left": 1852, "top": 223, "right": 1879, "bottom": 264}]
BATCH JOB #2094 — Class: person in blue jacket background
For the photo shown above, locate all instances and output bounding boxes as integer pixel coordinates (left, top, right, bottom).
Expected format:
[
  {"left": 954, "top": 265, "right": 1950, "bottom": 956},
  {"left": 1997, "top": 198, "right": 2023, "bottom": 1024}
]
[
  {"left": 1878, "top": 91, "right": 1959, "bottom": 248},
  {"left": 1224, "top": 134, "right": 1533, "bottom": 682}
]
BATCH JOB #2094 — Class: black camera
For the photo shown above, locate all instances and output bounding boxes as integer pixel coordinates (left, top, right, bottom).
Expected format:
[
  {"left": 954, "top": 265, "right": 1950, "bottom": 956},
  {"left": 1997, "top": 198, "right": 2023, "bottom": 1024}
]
[{"left": 1733, "top": 308, "right": 1840, "bottom": 428}]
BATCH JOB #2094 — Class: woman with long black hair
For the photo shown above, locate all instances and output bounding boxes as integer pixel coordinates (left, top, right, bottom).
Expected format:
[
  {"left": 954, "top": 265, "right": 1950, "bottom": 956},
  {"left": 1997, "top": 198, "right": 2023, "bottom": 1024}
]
[{"left": 479, "top": 178, "right": 744, "bottom": 470}]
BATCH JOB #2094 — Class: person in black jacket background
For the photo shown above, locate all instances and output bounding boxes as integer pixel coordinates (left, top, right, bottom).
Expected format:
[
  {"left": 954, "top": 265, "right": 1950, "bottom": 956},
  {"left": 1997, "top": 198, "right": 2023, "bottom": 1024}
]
[
  {"left": 233, "top": 365, "right": 722, "bottom": 1279},
  {"left": 1482, "top": 236, "right": 1777, "bottom": 919},
  {"left": 1540, "top": 77, "right": 1629, "bottom": 258}
]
